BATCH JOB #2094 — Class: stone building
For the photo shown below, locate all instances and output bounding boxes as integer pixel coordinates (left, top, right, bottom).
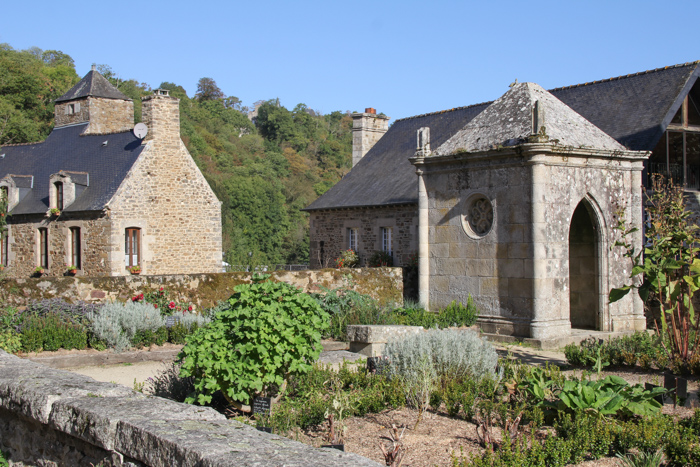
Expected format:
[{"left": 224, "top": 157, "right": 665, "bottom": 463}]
[
  {"left": 305, "top": 61, "right": 700, "bottom": 340},
  {"left": 0, "top": 67, "right": 222, "bottom": 278}
]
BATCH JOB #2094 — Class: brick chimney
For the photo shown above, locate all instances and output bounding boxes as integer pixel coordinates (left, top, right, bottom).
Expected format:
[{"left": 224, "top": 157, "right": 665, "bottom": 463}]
[
  {"left": 352, "top": 108, "right": 390, "bottom": 167},
  {"left": 141, "top": 89, "right": 180, "bottom": 144}
]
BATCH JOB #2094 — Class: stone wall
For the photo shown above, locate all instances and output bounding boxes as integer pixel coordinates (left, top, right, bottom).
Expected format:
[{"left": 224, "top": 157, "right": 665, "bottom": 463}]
[
  {"left": 0, "top": 350, "right": 379, "bottom": 467},
  {"left": 0, "top": 268, "right": 404, "bottom": 309},
  {"left": 309, "top": 205, "right": 417, "bottom": 269},
  {"left": 84, "top": 97, "right": 135, "bottom": 135},
  {"left": 105, "top": 92, "right": 222, "bottom": 276},
  {"left": 54, "top": 97, "right": 135, "bottom": 135},
  {"left": 4, "top": 212, "right": 111, "bottom": 279}
]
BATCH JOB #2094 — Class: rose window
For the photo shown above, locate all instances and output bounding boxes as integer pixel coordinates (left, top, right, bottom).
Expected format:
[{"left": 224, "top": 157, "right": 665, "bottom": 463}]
[{"left": 467, "top": 197, "right": 493, "bottom": 236}]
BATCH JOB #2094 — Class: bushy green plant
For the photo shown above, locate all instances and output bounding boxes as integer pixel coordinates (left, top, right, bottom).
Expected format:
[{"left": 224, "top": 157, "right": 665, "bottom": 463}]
[
  {"left": 167, "top": 312, "right": 211, "bottom": 344},
  {"left": 564, "top": 332, "right": 665, "bottom": 371},
  {"left": 179, "top": 275, "right": 329, "bottom": 409},
  {"left": 88, "top": 301, "right": 166, "bottom": 352},
  {"left": 368, "top": 250, "right": 393, "bottom": 267},
  {"left": 335, "top": 249, "right": 359, "bottom": 268},
  {"left": 0, "top": 330, "right": 21, "bottom": 353},
  {"left": 19, "top": 312, "right": 87, "bottom": 352},
  {"left": 312, "top": 286, "right": 394, "bottom": 340},
  {"left": 610, "top": 176, "right": 700, "bottom": 373},
  {"left": 394, "top": 298, "right": 479, "bottom": 329}
]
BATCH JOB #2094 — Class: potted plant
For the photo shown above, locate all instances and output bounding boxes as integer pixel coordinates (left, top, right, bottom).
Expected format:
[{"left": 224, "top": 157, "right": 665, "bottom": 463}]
[
  {"left": 49, "top": 208, "right": 61, "bottom": 217},
  {"left": 129, "top": 265, "right": 141, "bottom": 275},
  {"left": 66, "top": 265, "right": 78, "bottom": 275},
  {"left": 34, "top": 266, "right": 45, "bottom": 276}
]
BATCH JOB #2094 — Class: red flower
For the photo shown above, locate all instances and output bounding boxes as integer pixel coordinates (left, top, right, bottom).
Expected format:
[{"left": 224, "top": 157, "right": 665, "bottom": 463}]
[
  {"left": 188, "top": 305, "right": 193, "bottom": 312},
  {"left": 168, "top": 301, "right": 176, "bottom": 309},
  {"left": 154, "top": 304, "right": 158, "bottom": 308}
]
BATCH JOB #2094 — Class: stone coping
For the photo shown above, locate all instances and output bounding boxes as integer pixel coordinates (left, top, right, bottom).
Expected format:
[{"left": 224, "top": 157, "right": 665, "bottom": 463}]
[
  {"left": 0, "top": 350, "right": 379, "bottom": 466},
  {"left": 23, "top": 340, "right": 350, "bottom": 369}
]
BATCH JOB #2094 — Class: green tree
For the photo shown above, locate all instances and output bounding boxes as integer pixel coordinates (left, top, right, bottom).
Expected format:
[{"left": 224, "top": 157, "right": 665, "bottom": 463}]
[{"left": 195, "top": 77, "right": 224, "bottom": 102}]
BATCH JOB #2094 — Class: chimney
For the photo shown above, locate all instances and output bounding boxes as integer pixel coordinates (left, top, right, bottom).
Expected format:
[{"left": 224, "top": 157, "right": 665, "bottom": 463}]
[
  {"left": 351, "top": 108, "right": 389, "bottom": 167},
  {"left": 141, "top": 89, "right": 180, "bottom": 144}
]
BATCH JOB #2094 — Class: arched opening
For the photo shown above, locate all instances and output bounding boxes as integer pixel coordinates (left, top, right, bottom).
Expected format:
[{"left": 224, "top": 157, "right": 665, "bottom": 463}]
[{"left": 569, "top": 201, "right": 599, "bottom": 329}]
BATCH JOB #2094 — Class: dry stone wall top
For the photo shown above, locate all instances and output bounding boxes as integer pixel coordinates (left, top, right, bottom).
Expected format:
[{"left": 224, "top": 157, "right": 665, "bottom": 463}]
[{"left": 0, "top": 350, "right": 381, "bottom": 467}]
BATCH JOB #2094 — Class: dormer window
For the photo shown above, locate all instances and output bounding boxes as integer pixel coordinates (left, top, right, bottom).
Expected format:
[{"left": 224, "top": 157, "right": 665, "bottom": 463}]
[
  {"left": 65, "top": 103, "right": 80, "bottom": 115},
  {"left": 55, "top": 182, "right": 63, "bottom": 210}
]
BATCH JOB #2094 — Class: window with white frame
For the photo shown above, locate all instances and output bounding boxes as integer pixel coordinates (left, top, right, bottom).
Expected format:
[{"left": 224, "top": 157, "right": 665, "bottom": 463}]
[
  {"left": 70, "top": 227, "right": 81, "bottom": 269},
  {"left": 348, "top": 228, "right": 358, "bottom": 251},
  {"left": 125, "top": 228, "right": 140, "bottom": 267},
  {"left": 381, "top": 227, "right": 393, "bottom": 256}
]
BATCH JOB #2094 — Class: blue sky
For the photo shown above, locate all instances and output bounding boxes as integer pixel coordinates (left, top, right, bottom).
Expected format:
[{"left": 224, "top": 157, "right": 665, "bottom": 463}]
[{"left": 3, "top": 0, "right": 698, "bottom": 121}]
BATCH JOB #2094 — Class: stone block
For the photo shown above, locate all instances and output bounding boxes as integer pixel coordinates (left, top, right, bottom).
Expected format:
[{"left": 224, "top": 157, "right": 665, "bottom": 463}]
[
  {"left": 497, "top": 258, "right": 524, "bottom": 278},
  {"left": 346, "top": 325, "right": 423, "bottom": 344},
  {"left": 508, "top": 278, "right": 533, "bottom": 299}
]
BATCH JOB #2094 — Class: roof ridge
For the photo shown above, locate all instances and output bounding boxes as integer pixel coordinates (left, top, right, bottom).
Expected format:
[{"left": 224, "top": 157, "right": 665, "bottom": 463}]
[
  {"left": 394, "top": 101, "right": 492, "bottom": 123},
  {"left": 0, "top": 140, "right": 45, "bottom": 148},
  {"left": 550, "top": 61, "right": 700, "bottom": 92},
  {"left": 393, "top": 61, "right": 700, "bottom": 124}
]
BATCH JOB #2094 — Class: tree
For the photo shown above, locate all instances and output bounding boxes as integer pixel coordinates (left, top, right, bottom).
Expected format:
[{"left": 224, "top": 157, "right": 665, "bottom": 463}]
[{"left": 195, "top": 77, "right": 224, "bottom": 102}]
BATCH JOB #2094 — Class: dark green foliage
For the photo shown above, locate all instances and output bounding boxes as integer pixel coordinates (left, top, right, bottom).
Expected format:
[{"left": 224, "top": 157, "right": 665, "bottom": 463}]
[
  {"left": 564, "top": 332, "right": 669, "bottom": 372},
  {"left": 179, "top": 276, "right": 330, "bottom": 406},
  {"left": 168, "top": 322, "right": 189, "bottom": 344},
  {"left": 131, "top": 326, "right": 168, "bottom": 348},
  {"left": 312, "top": 286, "right": 394, "bottom": 340},
  {"left": 393, "top": 299, "right": 479, "bottom": 329},
  {"left": 19, "top": 312, "right": 87, "bottom": 352},
  {"left": 368, "top": 250, "right": 394, "bottom": 267}
]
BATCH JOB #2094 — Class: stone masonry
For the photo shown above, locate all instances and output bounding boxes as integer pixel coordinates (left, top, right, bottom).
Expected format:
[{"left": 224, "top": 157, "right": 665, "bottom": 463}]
[
  {"left": 54, "top": 97, "right": 134, "bottom": 135},
  {"left": 106, "top": 91, "right": 222, "bottom": 276},
  {"left": 0, "top": 350, "right": 380, "bottom": 467},
  {"left": 352, "top": 108, "right": 390, "bottom": 167},
  {"left": 309, "top": 204, "right": 417, "bottom": 268}
]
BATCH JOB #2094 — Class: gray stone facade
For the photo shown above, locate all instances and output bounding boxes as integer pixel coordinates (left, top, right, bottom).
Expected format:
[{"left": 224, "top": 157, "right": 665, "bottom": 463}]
[
  {"left": 412, "top": 83, "right": 649, "bottom": 340},
  {"left": 308, "top": 205, "right": 417, "bottom": 268},
  {"left": 352, "top": 108, "right": 390, "bottom": 167}
]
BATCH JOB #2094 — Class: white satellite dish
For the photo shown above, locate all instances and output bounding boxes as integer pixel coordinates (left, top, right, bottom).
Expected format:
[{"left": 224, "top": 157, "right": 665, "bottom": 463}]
[{"left": 133, "top": 123, "right": 148, "bottom": 139}]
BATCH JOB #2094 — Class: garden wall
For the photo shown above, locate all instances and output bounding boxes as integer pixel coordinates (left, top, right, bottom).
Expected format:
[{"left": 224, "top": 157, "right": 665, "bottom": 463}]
[
  {"left": 0, "top": 268, "right": 403, "bottom": 309},
  {"left": 0, "top": 350, "right": 379, "bottom": 466}
]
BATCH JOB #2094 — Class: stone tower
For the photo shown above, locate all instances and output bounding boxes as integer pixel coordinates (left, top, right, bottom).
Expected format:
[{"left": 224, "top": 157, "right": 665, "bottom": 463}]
[{"left": 54, "top": 65, "right": 134, "bottom": 135}]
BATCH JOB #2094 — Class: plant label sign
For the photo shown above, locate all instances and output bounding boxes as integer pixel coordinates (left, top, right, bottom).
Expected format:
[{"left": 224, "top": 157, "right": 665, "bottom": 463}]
[
  {"left": 256, "top": 426, "right": 272, "bottom": 433},
  {"left": 253, "top": 397, "right": 271, "bottom": 415}
]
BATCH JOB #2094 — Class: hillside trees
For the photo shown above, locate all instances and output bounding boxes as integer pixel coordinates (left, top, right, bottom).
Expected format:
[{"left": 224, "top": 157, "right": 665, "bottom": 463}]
[{"left": 0, "top": 44, "right": 80, "bottom": 145}]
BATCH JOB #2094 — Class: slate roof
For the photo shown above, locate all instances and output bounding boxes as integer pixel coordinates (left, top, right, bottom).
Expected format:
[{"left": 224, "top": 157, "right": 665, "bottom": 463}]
[
  {"left": 0, "top": 123, "right": 144, "bottom": 214},
  {"left": 55, "top": 68, "right": 131, "bottom": 103},
  {"left": 435, "top": 82, "right": 626, "bottom": 155},
  {"left": 306, "top": 62, "right": 700, "bottom": 211}
]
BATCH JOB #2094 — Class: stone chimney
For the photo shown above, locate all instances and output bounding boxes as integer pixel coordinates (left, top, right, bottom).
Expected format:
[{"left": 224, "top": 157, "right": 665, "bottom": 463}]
[
  {"left": 141, "top": 89, "right": 180, "bottom": 144},
  {"left": 352, "top": 108, "right": 390, "bottom": 167}
]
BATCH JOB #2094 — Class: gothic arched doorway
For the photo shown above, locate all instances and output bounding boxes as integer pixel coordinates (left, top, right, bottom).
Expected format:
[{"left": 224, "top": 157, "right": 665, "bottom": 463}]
[{"left": 569, "top": 201, "right": 599, "bottom": 329}]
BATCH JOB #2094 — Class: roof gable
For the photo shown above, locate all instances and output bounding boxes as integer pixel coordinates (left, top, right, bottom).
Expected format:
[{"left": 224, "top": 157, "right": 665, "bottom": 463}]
[
  {"left": 55, "top": 67, "right": 131, "bottom": 103},
  {"left": 435, "top": 82, "right": 625, "bottom": 155}
]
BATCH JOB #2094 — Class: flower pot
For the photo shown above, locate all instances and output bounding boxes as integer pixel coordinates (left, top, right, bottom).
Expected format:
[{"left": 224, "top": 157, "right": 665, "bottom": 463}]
[
  {"left": 130, "top": 270, "right": 141, "bottom": 275},
  {"left": 67, "top": 270, "right": 77, "bottom": 276}
]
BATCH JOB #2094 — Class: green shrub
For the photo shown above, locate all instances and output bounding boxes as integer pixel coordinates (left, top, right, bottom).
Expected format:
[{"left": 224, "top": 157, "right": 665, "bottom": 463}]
[
  {"left": 393, "top": 298, "right": 478, "bottom": 329},
  {"left": 88, "top": 301, "right": 166, "bottom": 352},
  {"left": 367, "top": 250, "right": 393, "bottom": 267},
  {"left": 664, "top": 425, "right": 700, "bottom": 466},
  {"left": 312, "top": 287, "right": 394, "bottom": 340},
  {"left": 19, "top": 312, "right": 87, "bottom": 352},
  {"left": 179, "top": 275, "right": 329, "bottom": 408},
  {"left": 0, "top": 330, "right": 21, "bottom": 353}
]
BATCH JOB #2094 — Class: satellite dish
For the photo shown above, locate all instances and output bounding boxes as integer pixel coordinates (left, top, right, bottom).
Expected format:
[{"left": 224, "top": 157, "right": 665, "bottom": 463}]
[{"left": 133, "top": 123, "right": 148, "bottom": 139}]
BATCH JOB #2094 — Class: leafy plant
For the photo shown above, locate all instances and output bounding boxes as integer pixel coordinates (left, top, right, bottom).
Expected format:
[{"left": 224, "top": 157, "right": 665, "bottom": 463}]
[
  {"left": 0, "top": 329, "right": 21, "bottom": 353},
  {"left": 610, "top": 175, "right": 700, "bottom": 373},
  {"left": 615, "top": 450, "right": 665, "bottom": 467},
  {"left": 335, "top": 249, "right": 359, "bottom": 268},
  {"left": 179, "top": 274, "right": 329, "bottom": 410},
  {"left": 368, "top": 250, "right": 393, "bottom": 267}
]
